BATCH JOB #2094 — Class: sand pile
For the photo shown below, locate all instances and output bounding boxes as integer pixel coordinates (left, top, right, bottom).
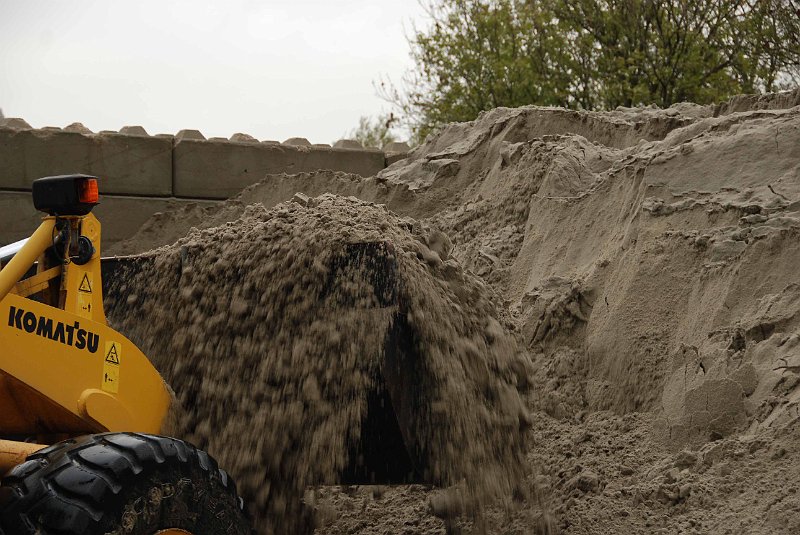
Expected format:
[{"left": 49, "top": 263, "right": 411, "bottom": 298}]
[
  {"left": 106, "top": 195, "right": 531, "bottom": 533},
  {"left": 108, "top": 170, "right": 422, "bottom": 257},
  {"left": 384, "top": 93, "right": 800, "bottom": 533},
  {"left": 410, "top": 101, "right": 800, "bottom": 431},
  {"left": 109, "top": 89, "right": 800, "bottom": 533}
]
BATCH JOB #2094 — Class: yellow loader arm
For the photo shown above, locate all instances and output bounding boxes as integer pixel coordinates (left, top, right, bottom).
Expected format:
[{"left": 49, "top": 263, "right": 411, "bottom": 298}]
[{"left": 0, "top": 176, "right": 171, "bottom": 447}]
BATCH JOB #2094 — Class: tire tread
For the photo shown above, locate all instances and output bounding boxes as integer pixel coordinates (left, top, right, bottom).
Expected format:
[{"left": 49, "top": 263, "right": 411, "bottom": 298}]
[{"left": 0, "top": 433, "right": 250, "bottom": 535}]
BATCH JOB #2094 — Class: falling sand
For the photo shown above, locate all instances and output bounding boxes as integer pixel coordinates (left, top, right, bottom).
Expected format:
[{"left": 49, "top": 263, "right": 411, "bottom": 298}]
[{"left": 107, "top": 195, "right": 534, "bottom": 533}]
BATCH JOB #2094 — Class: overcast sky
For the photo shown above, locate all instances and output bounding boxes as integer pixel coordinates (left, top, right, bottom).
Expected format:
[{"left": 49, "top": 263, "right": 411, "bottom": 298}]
[{"left": 0, "top": 0, "right": 427, "bottom": 143}]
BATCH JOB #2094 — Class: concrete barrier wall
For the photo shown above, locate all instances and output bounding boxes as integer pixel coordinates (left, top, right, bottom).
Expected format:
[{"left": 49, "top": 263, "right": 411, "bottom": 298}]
[
  {"left": 0, "top": 128, "right": 173, "bottom": 195},
  {"left": 0, "top": 190, "right": 219, "bottom": 246},
  {"left": 0, "top": 119, "right": 410, "bottom": 247},
  {"left": 173, "top": 138, "right": 386, "bottom": 198}
]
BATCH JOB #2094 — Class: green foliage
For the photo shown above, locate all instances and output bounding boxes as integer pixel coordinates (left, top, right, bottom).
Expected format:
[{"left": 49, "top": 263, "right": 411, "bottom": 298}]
[
  {"left": 383, "top": 0, "right": 800, "bottom": 141},
  {"left": 342, "top": 114, "right": 400, "bottom": 149}
]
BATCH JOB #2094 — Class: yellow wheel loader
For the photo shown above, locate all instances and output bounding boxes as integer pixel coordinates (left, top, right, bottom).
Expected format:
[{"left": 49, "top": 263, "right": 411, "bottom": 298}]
[{"left": 0, "top": 175, "right": 251, "bottom": 534}]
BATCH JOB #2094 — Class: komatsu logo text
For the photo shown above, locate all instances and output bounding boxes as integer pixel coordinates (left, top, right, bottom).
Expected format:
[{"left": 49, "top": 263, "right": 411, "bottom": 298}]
[{"left": 7, "top": 306, "right": 99, "bottom": 353}]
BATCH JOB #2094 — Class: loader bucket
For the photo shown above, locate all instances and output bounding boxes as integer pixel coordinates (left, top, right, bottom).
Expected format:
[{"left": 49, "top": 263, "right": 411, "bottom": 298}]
[{"left": 101, "top": 242, "right": 430, "bottom": 485}]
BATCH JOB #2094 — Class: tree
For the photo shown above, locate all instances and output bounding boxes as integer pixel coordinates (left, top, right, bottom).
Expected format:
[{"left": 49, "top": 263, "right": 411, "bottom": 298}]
[
  {"left": 342, "top": 114, "right": 400, "bottom": 149},
  {"left": 734, "top": 0, "right": 800, "bottom": 90},
  {"left": 380, "top": 0, "right": 573, "bottom": 142},
  {"left": 551, "top": 0, "right": 798, "bottom": 106},
  {"left": 383, "top": 0, "right": 800, "bottom": 141}
]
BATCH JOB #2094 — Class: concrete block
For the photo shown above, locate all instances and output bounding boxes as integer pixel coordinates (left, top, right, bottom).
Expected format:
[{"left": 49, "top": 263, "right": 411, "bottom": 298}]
[
  {"left": 261, "top": 140, "right": 280, "bottom": 145},
  {"left": 383, "top": 141, "right": 411, "bottom": 152},
  {"left": 334, "top": 139, "right": 363, "bottom": 149},
  {"left": 0, "top": 118, "right": 33, "bottom": 130},
  {"left": 176, "top": 129, "right": 205, "bottom": 141},
  {"left": 230, "top": 133, "right": 258, "bottom": 143},
  {"left": 0, "top": 191, "right": 40, "bottom": 244},
  {"left": 0, "top": 190, "right": 218, "bottom": 249},
  {"left": 291, "top": 192, "right": 311, "bottom": 206},
  {"left": 173, "top": 139, "right": 386, "bottom": 198},
  {"left": 283, "top": 137, "right": 311, "bottom": 146},
  {"left": 64, "top": 122, "right": 93, "bottom": 134},
  {"left": 0, "top": 128, "right": 173, "bottom": 196},
  {"left": 119, "top": 125, "right": 149, "bottom": 136}
]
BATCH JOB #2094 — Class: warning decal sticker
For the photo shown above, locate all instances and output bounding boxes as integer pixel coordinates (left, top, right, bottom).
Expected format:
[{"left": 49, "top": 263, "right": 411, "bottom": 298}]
[
  {"left": 102, "top": 341, "right": 121, "bottom": 393},
  {"left": 77, "top": 292, "right": 92, "bottom": 319},
  {"left": 78, "top": 273, "right": 93, "bottom": 293}
]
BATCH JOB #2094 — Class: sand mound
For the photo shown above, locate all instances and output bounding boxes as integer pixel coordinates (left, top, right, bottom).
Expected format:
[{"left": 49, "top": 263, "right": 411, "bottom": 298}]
[
  {"left": 107, "top": 195, "right": 530, "bottom": 533},
  {"left": 108, "top": 90, "right": 800, "bottom": 533},
  {"left": 426, "top": 104, "right": 800, "bottom": 428},
  {"left": 108, "top": 170, "right": 421, "bottom": 256}
]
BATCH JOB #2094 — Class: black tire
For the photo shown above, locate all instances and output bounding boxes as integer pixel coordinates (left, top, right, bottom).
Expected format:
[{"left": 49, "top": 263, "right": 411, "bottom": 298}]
[{"left": 0, "top": 433, "right": 252, "bottom": 535}]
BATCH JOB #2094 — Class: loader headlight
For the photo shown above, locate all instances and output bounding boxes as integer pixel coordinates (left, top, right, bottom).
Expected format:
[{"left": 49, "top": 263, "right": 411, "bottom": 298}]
[{"left": 32, "top": 174, "right": 100, "bottom": 216}]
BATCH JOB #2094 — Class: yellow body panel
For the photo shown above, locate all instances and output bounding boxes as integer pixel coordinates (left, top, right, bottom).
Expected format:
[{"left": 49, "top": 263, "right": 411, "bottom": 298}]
[{"left": 0, "top": 215, "right": 171, "bottom": 437}]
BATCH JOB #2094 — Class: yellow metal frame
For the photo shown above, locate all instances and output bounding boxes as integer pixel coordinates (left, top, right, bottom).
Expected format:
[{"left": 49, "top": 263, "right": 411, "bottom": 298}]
[{"left": 0, "top": 213, "right": 172, "bottom": 473}]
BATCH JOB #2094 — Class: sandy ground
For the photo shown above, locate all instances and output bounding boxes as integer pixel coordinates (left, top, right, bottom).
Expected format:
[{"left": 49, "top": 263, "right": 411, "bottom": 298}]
[{"left": 110, "top": 88, "right": 800, "bottom": 534}]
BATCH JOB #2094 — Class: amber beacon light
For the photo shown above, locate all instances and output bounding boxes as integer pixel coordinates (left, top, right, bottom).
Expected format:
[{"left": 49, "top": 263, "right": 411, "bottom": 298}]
[
  {"left": 79, "top": 177, "right": 99, "bottom": 204},
  {"left": 32, "top": 174, "right": 101, "bottom": 216}
]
